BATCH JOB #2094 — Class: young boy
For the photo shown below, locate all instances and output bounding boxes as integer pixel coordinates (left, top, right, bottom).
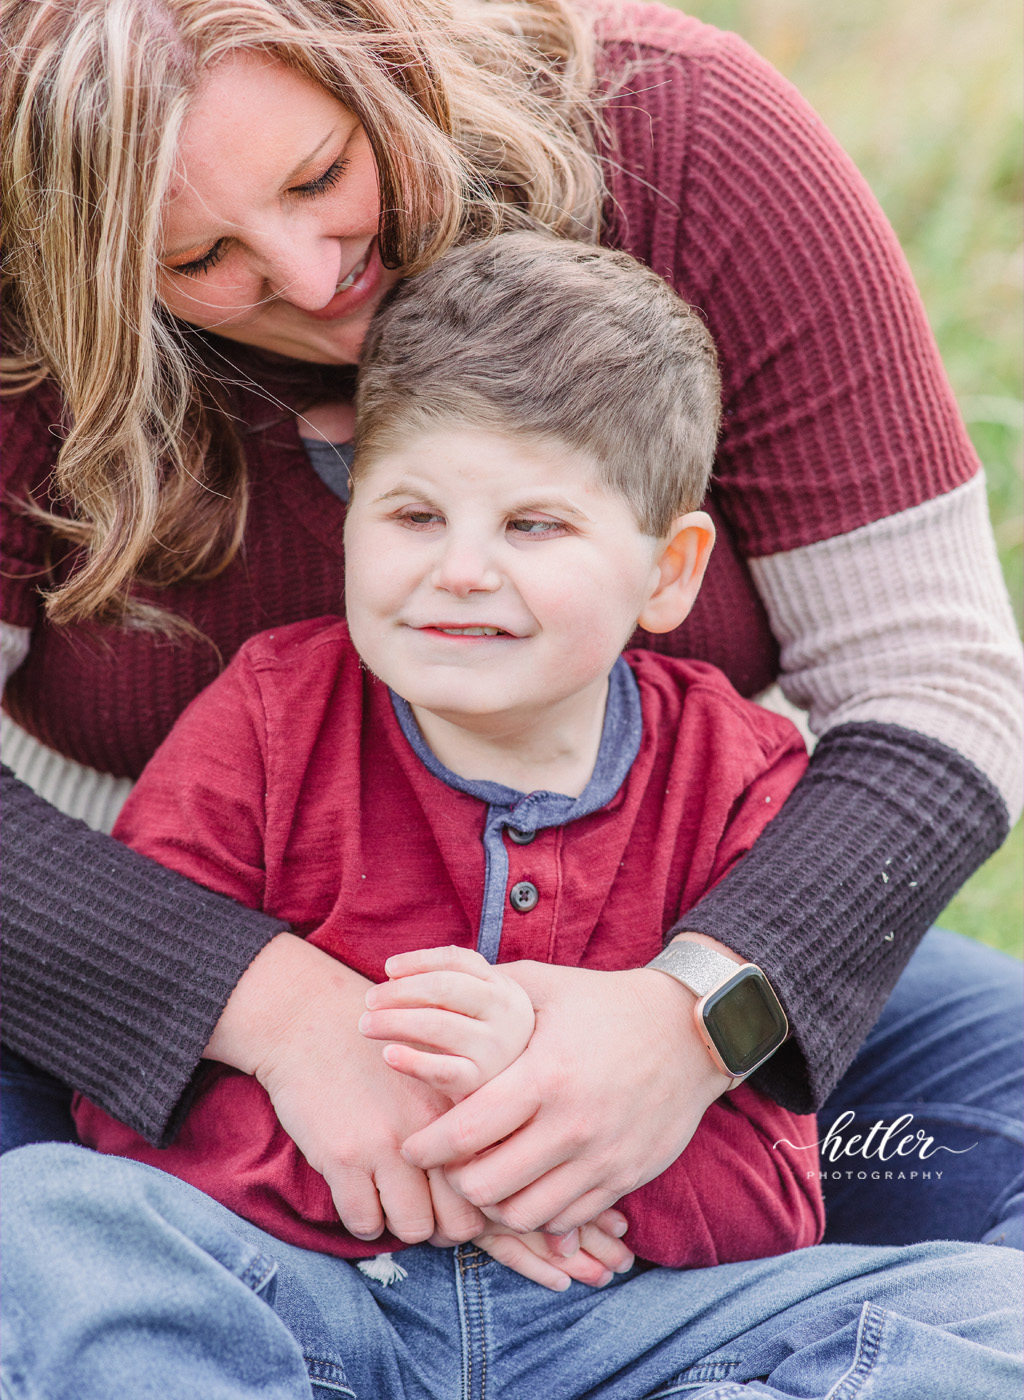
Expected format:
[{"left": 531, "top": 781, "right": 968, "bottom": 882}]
[{"left": 73, "top": 233, "right": 823, "bottom": 1287}]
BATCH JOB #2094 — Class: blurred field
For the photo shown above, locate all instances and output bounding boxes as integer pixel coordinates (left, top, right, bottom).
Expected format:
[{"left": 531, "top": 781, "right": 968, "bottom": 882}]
[{"left": 677, "top": 0, "right": 1023, "bottom": 956}]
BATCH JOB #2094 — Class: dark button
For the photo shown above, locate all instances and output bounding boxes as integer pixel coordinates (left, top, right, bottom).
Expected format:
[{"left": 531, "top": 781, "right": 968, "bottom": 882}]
[
  {"left": 509, "top": 881, "right": 539, "bottom": 913},
  {"left": 506, "top": 826, "right": 536, "bottom": 845}
]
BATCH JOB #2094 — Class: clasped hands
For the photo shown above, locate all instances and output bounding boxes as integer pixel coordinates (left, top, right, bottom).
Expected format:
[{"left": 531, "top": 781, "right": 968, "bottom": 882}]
[{"left": 243, "top": 935, "right": 731, "bottom": 1293}]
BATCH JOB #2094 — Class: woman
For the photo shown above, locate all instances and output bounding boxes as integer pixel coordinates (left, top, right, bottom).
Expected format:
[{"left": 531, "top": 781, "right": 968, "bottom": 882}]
[{"left": 1, "top": 0, "right": 1021, "bottom": 1391}]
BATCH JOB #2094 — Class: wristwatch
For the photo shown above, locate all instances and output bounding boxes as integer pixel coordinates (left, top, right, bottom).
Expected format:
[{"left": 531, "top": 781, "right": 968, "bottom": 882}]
[{"left": 646, "top": 942, "right": 788, "bottom": 1087}]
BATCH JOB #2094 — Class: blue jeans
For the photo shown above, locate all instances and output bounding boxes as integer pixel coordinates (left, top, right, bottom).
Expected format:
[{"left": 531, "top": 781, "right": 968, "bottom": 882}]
[
  {"left": 1, "top": 1143, "right": 1021, "bottom": 1400},
  {"left": 3, "top": 928, "right": 1020, "bottom": 1247}
]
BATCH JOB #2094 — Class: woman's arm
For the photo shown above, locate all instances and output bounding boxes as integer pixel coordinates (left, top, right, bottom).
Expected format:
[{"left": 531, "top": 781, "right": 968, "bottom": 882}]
[
  {"left": 597, "top": 11, "right": 1022, "bottom": 1111},
  {"left": 1, "top": 762, "right": 283, "bottom": 1145}
]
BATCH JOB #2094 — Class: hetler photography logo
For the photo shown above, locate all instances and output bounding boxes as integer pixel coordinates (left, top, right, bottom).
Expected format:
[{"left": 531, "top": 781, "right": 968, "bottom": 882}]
[{"left": 776, "top": 1110, "right": 977, "bottom": 1183}]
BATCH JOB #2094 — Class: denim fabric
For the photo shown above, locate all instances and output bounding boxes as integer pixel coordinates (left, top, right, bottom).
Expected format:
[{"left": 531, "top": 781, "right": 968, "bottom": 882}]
[
  {"left": 819, "top": 929, "right": 1024, "bottom": 1249},
  {"left": 2, "top": 1144, "right": 1021, "bottom": 1400},
  {"left": 2, "top": 928, "right": 1021, "bottom": 1251},
  {"left": 0, "top": 1047, "right": 77, "bottom": 1150}
]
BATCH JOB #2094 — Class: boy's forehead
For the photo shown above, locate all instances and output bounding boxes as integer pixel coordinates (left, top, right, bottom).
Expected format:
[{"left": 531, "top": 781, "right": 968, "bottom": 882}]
[{"left": 354, "top": 423, "right": 609, "bottom": 508}]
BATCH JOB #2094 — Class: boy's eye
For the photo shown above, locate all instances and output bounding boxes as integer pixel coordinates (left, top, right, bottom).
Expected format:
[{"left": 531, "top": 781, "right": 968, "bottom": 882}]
[{"left": 508, "top": 518, "right": 565, "bottom": 535}]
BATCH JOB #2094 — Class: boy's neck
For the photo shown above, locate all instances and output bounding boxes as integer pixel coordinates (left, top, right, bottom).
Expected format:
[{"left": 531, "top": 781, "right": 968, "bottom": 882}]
[{"left": 409, "top": 674, "right": 610, "bottom": 798}]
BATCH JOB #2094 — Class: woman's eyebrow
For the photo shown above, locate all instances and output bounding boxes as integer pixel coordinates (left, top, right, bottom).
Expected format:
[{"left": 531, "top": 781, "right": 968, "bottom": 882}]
[{"left": 280, "top": 127, "right": 341, "bottom": 185}]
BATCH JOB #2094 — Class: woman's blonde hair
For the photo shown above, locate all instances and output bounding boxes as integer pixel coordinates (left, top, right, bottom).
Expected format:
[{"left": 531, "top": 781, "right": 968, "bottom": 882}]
[{"left": 1, "top": 0, "right": 603, "bottom": 627}]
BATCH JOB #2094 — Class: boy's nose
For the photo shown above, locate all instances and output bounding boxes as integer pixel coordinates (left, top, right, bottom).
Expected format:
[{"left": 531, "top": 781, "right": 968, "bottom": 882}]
[{"left": 431, "top": 539, "right": 502, "bottom": 597}]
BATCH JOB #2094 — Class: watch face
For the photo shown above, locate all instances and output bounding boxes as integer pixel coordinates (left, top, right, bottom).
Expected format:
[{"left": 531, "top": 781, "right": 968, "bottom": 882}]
[{"left": 702, "top": 967, "right": 788, "bottom": 1077}]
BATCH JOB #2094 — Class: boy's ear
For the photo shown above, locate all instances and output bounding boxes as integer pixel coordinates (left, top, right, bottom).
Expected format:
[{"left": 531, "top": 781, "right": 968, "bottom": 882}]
[{"left": 637, "top": 511, "right": 716, "bottom": 634}]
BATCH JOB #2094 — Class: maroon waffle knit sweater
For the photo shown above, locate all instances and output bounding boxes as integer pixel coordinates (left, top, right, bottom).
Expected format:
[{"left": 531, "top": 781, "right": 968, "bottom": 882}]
[{"left": 2, "top": 1, "right": 1012, "bottom": 1142}]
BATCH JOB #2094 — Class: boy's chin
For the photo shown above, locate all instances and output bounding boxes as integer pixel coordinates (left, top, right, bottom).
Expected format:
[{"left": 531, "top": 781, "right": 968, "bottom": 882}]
[{"left": 407, "top": 692, "right": 549, "bottom": 732}]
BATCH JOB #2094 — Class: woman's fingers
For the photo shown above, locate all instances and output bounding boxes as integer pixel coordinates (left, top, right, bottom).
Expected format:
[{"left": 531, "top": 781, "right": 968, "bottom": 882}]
[
  {"left": 321, "top": 1156, "right": 437, "bottom": 1245},
  {"left": 319, "top": 1163, "right": 386, "bottom": 1241},
  {"left": 473, "top": 1231, "right": 573, "bottom": 1292},
  {"left": 402, "top": 1067, "right": 543, "bottom": 1178},
  {"left": 373, "top": 1158, "right": 436, "bottom": 1244},
  {"left": 426, "top": 1168, "right": 487, "bottom": 1244},
  {"left": 481, "top": 1167, "right": 622, "bottom": 1237},
  {"left": 577, "top": 1213, "right": 635, "bottom": 1274}
]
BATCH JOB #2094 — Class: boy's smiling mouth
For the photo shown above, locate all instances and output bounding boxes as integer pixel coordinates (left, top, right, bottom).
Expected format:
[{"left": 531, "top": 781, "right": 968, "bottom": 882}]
[{"left": 418, "top": 624, "right": 514, "bottom": 638}]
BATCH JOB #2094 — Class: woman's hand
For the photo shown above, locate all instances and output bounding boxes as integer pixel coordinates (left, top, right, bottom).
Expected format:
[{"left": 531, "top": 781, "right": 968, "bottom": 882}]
[
  {"left": 204, "top": 933, "right": 486, "bottom": 1245},
  {"left": 472, "top": 1209, "right": 635, "bottom": 1293},
  {"left": 400, "top": 957, "right": 733, "bottom": 1235}
]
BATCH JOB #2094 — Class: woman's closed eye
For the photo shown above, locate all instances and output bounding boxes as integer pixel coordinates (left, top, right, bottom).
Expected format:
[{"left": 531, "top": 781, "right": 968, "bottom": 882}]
[
  {"left": 292, "top": 156, "right": 350, "bottom": 199},
  {"left": 170, "top": 239, "right": 228, "bottom": 279},
  {"left": 166, "top": 157, "right": 352, "bottom": 278}
]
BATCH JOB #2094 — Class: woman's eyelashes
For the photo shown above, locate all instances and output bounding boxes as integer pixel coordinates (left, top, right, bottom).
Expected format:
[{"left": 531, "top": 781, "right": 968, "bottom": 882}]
[
  {"left": 167, "top": 156, "right": 351, "bottom": 278},
  {"left": 172, "top": 239, "right": 228, "bottom": 279},
  {"left": 292, "top": 155, "right": 350, "bottom": 199}
]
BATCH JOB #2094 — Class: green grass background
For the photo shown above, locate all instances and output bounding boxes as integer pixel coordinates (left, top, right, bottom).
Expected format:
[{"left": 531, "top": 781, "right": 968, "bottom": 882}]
[{"left": 676, "top": 0, "right": 1023, "bottom": 956}]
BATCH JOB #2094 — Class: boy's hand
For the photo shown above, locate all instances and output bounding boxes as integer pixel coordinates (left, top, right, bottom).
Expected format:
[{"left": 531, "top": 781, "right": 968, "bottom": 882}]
[
  {"left": 359, "top": 945, "right": 536, "bottom": 1101},
  {"left": 400, "top": 959, "right": 733, "bottom": 1236},
  {"left": 472, "top": 1209, "right": 635, "bottom": 1293}
]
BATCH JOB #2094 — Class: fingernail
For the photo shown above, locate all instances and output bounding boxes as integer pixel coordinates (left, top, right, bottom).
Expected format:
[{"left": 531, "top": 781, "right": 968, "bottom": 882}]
[
  {"left": 614, "top": 1256, "right": 635, "bottom": 1273},
  {"left": 596, "top": 1270, "right": 614, "bottom": 1287},
  {"left": 357, "top": 1013, "right": 370, "bottom": 1033},
  {"left": 611, "top": 1220, "right": 628, "bottom": 1237},
  {"left": 554, "top": 1229, "right": 579, "bottom": 1257}
]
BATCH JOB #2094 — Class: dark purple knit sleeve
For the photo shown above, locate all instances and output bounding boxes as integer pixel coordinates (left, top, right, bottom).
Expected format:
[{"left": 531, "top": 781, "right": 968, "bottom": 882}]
[
  {"left": 675, "top": 724, "right": 1009, "bottom": 1112},
  {"left": 1, "top": 764, "right": 284, "bottom": 1145}
]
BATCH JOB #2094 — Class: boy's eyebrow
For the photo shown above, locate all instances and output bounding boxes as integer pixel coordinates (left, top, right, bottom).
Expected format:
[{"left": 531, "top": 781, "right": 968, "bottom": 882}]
[
  {"left": 511, "top": 495, "right": 595, "bottom": 522},
  {"left": 371, "top": 482, "right": 595, "bottom": 521},
  {"left": 371, "top": 482, "right": 441, "bottom": 506}
]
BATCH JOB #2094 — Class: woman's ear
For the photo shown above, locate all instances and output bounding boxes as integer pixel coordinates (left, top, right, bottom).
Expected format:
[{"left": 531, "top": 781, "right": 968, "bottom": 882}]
[{"left": 637, "top": 511, "right": 716, "bottom": 634}]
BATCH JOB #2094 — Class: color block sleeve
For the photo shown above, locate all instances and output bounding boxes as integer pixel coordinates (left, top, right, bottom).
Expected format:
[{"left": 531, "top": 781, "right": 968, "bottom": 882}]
[
  {"left": 750, "top": 476, "right": 1023, "bottom": 822},
  {"left": 608, "top": 22, "right": 1019, "bottom": 1111}
]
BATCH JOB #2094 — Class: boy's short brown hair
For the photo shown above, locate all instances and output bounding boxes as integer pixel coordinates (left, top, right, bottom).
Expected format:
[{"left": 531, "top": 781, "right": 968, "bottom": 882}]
[{"left": 354, "top": 232, "right": 720, "bottom": 535}]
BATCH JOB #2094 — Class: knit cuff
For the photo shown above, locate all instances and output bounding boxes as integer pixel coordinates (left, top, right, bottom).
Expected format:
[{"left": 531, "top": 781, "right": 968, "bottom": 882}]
[
  {"left": 674, "top": 722, "right": 1009, "bottom": 1113},
  {"left": 1, "top": 765, "right": 284, "bottom": 1146}
]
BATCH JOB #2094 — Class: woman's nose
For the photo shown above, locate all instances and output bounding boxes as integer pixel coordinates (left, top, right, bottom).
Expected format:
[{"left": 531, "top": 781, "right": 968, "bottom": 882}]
[{"left": 260, "top": 228, "right": 344, "bottom": 311}]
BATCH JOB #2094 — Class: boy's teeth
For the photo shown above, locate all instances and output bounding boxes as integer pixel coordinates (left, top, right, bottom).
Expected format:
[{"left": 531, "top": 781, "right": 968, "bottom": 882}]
[
  {"left": 439, "top": 626, "right": 502, "bottom": 636},
  {"left": 335, "top": 253, "right": 369, "bottom": 293}
]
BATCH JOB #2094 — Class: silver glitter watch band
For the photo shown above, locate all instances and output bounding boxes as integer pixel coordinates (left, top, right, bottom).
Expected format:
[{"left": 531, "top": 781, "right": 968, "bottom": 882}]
[{"left": 646, "top": 941, "right": 741, "bottom": 998}]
